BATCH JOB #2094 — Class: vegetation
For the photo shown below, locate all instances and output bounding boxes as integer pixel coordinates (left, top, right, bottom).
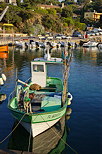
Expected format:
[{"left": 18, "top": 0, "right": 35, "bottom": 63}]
[{"left": 0, "top": 0, "right": 101, "bottom": 35}]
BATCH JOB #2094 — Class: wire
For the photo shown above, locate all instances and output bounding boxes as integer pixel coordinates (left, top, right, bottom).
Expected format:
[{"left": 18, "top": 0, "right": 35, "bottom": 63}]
[
  {"left": 0, "top": 113, "right": 27, "bottom": 144},
  {"left": 40, "top": 115, "right": 78, "bottom": 154}
]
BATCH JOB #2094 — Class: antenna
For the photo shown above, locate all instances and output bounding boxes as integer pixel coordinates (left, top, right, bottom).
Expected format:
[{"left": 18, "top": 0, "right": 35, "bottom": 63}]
[{"left": 0, "top": 6, "right": 9, "bottom": 22}]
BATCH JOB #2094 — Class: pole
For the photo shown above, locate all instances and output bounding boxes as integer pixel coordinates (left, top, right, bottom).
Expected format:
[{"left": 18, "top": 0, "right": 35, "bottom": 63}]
[{"left": 62, "top": 50, "right": 72, "bottom": 106}]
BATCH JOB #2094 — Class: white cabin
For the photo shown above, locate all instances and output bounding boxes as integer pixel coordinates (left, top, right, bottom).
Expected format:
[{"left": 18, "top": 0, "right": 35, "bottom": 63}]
[{"left": 31, "top": 61, "right": 47, "bottom": 87}]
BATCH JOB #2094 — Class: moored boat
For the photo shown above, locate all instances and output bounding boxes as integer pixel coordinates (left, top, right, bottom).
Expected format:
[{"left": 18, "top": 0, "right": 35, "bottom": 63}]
[
  {"left": 8, "top": 52, "right": 72, "bottom": 137},
  {"left": 97, "top": 43, "right": 102, "bottom": 49},
  {"left": 0, "top": 45, "right": 8, "bottom": 52},
  {"left": 83, "top": 41, "right": 98, "bottom": 47}
]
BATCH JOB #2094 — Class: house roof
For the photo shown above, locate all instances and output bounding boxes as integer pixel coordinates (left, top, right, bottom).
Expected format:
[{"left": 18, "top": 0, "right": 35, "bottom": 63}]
[{"left": 38, "top": 4, "right": 60, "bottom": 9}]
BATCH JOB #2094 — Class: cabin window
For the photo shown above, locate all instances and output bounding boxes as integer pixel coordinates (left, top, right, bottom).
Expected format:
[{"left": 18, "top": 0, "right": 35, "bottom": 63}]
[{"left": 33, "top": 64, "right": 44, "bottom": 72}]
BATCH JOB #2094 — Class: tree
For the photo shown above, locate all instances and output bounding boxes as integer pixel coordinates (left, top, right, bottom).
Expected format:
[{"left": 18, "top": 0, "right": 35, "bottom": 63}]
[
  {"left": 93, "top": 0, "right": 102, "bottom": 12},
  {"left": 33, "top": 24, "right": 45, "bottom": 35},
  {"left": 47, "top": 8, "right": 56, "bottom": 16},
  {"left": 42, "top": 15, "right": 55, "bottom": 30},
  {"left": 63, "top": 17, "right": 74, "bottom": 27},
  {"left": 23, "top": 22, "right": 34, "bottom": 34},
  {"left": 61, "top": 6, "right": 73, "bottom": 18}
]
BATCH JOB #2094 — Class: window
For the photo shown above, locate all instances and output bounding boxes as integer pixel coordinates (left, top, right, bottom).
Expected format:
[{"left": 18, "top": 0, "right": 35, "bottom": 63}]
[{"left": 33, "top": 64, "right": 44, "bottom": 72}]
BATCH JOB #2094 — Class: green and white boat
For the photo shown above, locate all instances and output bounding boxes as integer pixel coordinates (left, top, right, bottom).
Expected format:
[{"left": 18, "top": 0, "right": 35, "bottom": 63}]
[
  {"left": 8, "top": 53, "right": 72, "bottom": 137},
  {"left": 0, "top": 73, "right": 7, "bottom": 103}
]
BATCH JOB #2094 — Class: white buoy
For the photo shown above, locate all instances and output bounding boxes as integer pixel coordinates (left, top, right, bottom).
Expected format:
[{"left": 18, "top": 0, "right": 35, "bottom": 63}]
[
  {"left": 1, "top": 74, "right": 6, "bottom": 81},
  {"left": 0, "top": 78, "right": 4, "bottom": 85},
  {"left": 67, "top": 92, "right": 73, "bottom": 106}
]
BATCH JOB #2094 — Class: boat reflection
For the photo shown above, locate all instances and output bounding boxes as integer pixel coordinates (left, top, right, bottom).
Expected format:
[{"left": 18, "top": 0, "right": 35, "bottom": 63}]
[
  {"left": 82, "top": 47, "right": 99, "bottom": 53},
  {"left": 8, "top": 115, "right": 69, "bottom": 153},
  {"left": 0, "top": 51, "right": 8, "bottom": 59}
]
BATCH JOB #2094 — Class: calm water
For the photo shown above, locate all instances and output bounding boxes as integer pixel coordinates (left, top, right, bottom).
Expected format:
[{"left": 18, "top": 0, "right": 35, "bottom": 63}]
[{"left": 0, "top": 46, "right": 102, "bottom": 154}]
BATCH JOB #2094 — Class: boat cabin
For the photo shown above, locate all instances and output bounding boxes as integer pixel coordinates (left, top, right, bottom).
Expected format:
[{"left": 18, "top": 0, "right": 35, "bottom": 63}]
[
  {"left": 9, "top": 60, "right": 64, "bottom": 113},
  {"left": 31, "top": 61, "right": 46, "bottom": 87}
]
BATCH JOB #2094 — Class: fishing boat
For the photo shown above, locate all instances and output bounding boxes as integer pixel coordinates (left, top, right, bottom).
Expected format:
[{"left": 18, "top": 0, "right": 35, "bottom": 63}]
[
  {"left": 83, "top": 41, "right": 98, "bottom": 47},
  {"left": 8, "top": 51, "right": 72, "bottom": 137},
  {"left": 0, "top": 73, "right": 7, "bottom": 103},
  {"left": 0, "top": 45, "right": 8, "bottom": 52},
  {"left": 97, "top": 43, "right": 102, "bottom": 49}
]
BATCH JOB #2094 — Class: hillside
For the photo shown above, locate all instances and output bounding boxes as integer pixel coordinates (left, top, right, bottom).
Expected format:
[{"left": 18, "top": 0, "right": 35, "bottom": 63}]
[{"left": 1, "top": 0, "right": 101, "bottom": 35}]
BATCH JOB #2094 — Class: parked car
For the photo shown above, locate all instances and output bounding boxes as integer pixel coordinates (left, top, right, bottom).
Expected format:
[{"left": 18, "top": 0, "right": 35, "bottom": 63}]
[{"left": 72, "top": 31, "right": 83, "bottom": 38}]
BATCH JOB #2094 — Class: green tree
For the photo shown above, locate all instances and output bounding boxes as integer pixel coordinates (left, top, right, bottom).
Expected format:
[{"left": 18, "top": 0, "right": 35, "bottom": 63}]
[
  {"left": 23, "top": 22, "right": 34, "bottom": 34},
  {"left": 42, "top": 14, "right": 62, "bottom": 32},
  {"left": 19, "top": 10, "right": 33, "bottom": 22},
  {"left": 93, "top": 0, "right": 102, "bottom": 12},
  {"left": 34, "top": 8, "right": 48, "bottom": 15},
  {"left": 63, "top": 17, "right": 74, "bottom": 27},
  {"left": 33, "top": 24, "right": 45, "bottom": 35},
  {"left": 61, "top": 6, "right": 73, "bottom": 18},
  {"left": 47, "top": 8, "right": 56, "bottom": 15},
  {"left": 42, "top": 15, "right": 55, "bottom": 30}
]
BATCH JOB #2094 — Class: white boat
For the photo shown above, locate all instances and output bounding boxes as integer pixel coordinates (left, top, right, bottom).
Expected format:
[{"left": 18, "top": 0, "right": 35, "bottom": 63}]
[
  {"left": 14, "top": 41, "right": 25, "bottom": 48},
  {"left": 50, "top": 42, "right": 57, "bottom": 48},
  {"left": 97, "top": 43, "right": 102, "bottom": 49},
  {"left": 83, "top": 41, "right": 98, "bottom": 47}
]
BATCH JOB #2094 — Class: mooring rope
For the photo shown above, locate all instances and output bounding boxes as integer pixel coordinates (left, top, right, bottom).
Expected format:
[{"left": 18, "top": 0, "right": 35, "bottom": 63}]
[
  {"left": 40, "top": 115, "right": 78, "bottom": 154},
  {"left": 0, "top": 113, "right": 27, "bottom": 144}
]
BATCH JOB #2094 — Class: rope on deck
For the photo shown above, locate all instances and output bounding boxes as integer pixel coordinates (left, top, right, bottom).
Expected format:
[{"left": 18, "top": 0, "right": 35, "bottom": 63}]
[
  {"left": 0, "top": 113, "right": 27, "bottom": 144},
  {"left": 40, "top": 115, "right": 78, "bottom": 154}
]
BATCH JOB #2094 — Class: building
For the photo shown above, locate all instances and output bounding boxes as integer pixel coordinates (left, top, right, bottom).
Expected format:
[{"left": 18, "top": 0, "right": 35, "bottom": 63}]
[
  {"left": 39, "top": 3, "right": 64, "bottom": 9},
  {"left": 84, "top": 11, "right": 102, "bottom": 21}
]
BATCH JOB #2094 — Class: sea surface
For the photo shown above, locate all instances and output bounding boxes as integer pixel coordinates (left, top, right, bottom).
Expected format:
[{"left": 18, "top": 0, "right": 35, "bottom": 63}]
[{"left": 0, "top": 46, "right": 102, "bottom": 154}]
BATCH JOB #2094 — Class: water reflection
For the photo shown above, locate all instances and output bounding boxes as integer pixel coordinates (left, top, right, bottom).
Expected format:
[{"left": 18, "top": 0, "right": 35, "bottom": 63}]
[
  {"left": 0, "top": 45, "right": 101, "bottom": 154},
  {"left": 8, "top": 116, "right": 68, "bottom": 153},
  {"left": 73, "top": 47, "right": 102, "bottom": 66}
]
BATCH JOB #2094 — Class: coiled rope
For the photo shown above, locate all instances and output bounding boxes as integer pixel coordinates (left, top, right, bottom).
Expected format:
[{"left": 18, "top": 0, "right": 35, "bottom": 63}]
[
  {"left": 0, "top": 113, "right": 27, "bottom": 144},
  {"left": 40, "top": 115, "right": 78, "bottom": 154}
]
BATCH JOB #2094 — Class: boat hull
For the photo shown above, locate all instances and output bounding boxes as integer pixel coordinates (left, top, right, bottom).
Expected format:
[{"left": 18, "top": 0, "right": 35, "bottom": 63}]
[
  {"left": 21, "top": 118, "right": 60, "bottom": 137},
  {"left": 0, "top": 45, "right": 8, "bottom": 52},
  {"left": 9, "top": 103, "right": 67, "bottom": 137}
]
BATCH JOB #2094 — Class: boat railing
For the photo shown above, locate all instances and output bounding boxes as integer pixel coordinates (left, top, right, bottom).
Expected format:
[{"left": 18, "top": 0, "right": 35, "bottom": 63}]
[{"left": 8, "top": 89, "right": 16, "bottom": 105}]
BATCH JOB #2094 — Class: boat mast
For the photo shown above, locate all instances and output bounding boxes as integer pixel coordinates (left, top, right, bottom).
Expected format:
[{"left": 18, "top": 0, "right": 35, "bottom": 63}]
[{"left": 62, "top": 50, "right": 72, "bottom": 106}]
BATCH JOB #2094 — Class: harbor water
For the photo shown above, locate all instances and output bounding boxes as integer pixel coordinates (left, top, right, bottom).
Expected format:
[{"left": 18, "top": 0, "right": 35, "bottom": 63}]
[{"left": 0, "top": 46, "right": 102, "bottom": 154}]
